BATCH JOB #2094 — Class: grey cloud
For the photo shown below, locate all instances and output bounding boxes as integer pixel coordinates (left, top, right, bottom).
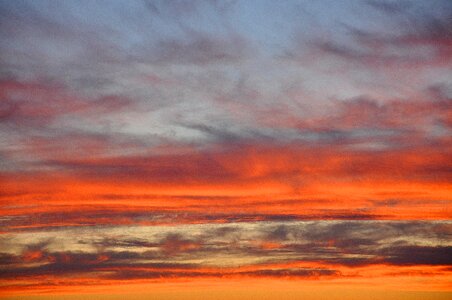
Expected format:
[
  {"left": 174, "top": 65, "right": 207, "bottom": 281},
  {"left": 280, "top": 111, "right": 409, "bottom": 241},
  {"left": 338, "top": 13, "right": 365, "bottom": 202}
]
[
  {"left": 103, "top": 267, "right": 339, "bottom": 281},
  {"left": 381, "top": 245, "right": 452, "bottom": 266},
  {"left": 320, "top": 1, "right": 452, "bottom": 66},
  {"left": 1, "top": 221, "right": 450, "bottom": 282},
  {"left": 366, "top": 0, "right": 411, "bottom": 14}
]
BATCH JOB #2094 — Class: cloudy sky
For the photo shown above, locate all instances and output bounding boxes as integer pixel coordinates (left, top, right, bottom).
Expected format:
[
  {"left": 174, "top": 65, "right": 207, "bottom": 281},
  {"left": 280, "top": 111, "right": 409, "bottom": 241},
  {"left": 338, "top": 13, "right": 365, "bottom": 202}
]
[{"left": 0, "top": 0, "right": 451, "bottom": 299}]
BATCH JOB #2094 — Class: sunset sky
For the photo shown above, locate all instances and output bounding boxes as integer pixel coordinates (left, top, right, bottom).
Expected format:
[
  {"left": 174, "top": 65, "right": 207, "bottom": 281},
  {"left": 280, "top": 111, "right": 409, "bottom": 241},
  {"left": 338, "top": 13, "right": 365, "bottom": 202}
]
[{"left": 0, "top": 0, "right": 451, "bottom": 299}]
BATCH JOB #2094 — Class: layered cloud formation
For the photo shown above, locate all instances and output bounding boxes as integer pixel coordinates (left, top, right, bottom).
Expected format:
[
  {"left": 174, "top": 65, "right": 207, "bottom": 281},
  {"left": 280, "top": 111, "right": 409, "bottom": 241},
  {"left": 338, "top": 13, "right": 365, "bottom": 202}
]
[
  {"left": 0, "top": 0, "right": 451, "bottom": 298},
  {"left": 1, "top": 221, "right": 451, "bottom": 292}
]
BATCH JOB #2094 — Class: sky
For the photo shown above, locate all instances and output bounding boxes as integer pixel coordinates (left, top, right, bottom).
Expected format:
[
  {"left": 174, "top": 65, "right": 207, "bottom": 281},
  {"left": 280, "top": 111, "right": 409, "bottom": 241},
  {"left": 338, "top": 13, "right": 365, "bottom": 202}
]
[{"left": 0, "top": 0, "right": 451, "bottom": 299}]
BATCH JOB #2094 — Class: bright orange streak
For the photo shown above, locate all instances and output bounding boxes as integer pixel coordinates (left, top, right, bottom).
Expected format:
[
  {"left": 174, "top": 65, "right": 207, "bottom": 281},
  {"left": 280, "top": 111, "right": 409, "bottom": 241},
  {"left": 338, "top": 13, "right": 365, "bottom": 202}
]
[{"left": 1, "top": 265, "right": 451, "bottom": 298}]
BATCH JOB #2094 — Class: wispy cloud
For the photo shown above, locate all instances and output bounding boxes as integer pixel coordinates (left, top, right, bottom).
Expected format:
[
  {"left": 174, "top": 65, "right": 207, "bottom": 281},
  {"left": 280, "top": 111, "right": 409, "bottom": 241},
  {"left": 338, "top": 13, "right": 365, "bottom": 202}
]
[{"left": 0, "top": 1, "right": 451, "bottom": 297}]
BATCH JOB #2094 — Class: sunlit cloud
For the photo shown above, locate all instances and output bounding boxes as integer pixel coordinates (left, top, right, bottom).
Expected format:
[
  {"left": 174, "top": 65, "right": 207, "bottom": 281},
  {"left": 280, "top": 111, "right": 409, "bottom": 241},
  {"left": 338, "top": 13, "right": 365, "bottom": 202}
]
[{"left": 0, "top": 0, "right": 451, "bottom": 298}]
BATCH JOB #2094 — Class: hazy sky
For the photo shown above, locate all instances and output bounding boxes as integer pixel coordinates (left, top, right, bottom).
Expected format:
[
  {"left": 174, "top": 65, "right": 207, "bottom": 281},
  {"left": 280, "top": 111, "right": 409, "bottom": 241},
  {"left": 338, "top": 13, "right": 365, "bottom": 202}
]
[{"left": 0, "top": 0, "right": 451, "bottom": 299}]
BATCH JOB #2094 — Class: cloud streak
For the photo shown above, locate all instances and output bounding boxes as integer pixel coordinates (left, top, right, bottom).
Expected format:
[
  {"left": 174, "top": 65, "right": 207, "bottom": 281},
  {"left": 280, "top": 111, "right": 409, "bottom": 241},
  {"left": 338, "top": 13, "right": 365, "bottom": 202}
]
[{"left": 0, "top": 221, "right": 450, "bottom": 290}]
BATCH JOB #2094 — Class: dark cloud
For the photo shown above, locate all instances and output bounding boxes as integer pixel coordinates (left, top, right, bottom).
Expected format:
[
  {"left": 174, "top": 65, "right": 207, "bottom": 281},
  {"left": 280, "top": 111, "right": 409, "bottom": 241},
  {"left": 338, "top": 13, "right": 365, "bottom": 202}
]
[
  {"left": 0, "top": 208, "right": 393, "bottom": 232},
  {"left": 237, "top": 268, "right": 340, "bottom": 278},
  {"left": 0, "top": 245, "right": 341, "bottom": 281},
  {"left": 0, "top": 79, "right": 136, "bottom": 129},
  {"left": 294, "top": 90, "right": 451, "bottom": 156},
  {"left": 90, "top": 238, "right": 159, "bottom": 249},
  {"left": 103, "top": 267, "right": 340, "bottom": 281},
  {"left": 159, "top": 233, "right": 202, "bottom": 255},
  {"left": 366, "top": 0, "right": 411, "bottom": 14},
  {"left": 1, "top": 221, "right": 450, "bottom": 283},
  {"left": 315, "top": 1, "right": 452, "bottom": 67},
  {"left": 381, "top": 246, "right": 452, "bottom": 266},
  {"left": 266, "top": 225, "right": 290, "bottom": 241},
  {"left": 40, "top": 153, "right": 234, "bottom": 184},
  {"left": 177, "top": 122, "right": 242, "bottom": 142}
]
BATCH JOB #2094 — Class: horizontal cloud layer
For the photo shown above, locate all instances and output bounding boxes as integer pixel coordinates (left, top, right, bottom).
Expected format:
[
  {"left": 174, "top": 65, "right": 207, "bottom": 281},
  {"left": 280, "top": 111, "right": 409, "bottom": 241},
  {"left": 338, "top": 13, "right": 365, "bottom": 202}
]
[
  {"left": 1, "top": 221, "right": 451, "bottom": 291},
  {"left": 0, "top": 0, "right": 451, "bottom": 297}
]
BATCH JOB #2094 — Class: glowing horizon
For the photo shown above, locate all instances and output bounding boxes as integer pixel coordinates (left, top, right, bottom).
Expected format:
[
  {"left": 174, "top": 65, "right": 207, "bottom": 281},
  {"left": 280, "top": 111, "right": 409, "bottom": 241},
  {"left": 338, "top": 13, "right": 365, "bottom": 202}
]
[{"left": 0, "top": 0, "right": 451, "bottom": 299}]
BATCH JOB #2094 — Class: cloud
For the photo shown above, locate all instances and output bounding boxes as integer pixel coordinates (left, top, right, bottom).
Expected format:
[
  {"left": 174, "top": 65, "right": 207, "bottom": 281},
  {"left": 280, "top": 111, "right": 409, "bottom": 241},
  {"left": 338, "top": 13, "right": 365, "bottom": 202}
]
[
  {"left": 0, "top": 79, "right": 135, "bottom": 129},
  {"left": 381, "top": 246, "right": 452, "bottom": 266},
  {"left": 34, "top": 134, "right": 451, "bottom": 187},
  {"left": 0, "top": 1, "right": 451, "bottom": 295},
  {"left": 103, "top": 267, "right": 340, "bottom": 281},
  {"left": 365, "top": 0, "right": 411, "bottom": 14},
  {"left": 1, "top": 126, "right": 449, "bottom": 229},
  {"left": 316, "top": 1, "right": 452, "bottom": 68},
  {"left": 159, "top": 234, "right": 202, "bottom": 255},
  {"left": 1, "top": 221, "right": 450, "bottom": 285},
  {"left": 146, "top": 31, "right": 253, "bottom": 65}
]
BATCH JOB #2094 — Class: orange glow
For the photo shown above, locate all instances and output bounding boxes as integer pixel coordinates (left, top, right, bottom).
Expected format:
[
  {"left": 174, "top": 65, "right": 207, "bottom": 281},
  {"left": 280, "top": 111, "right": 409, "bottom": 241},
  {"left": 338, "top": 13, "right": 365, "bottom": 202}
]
[{"left": 1, "top": 1, "right": 451, "bottom": 298}]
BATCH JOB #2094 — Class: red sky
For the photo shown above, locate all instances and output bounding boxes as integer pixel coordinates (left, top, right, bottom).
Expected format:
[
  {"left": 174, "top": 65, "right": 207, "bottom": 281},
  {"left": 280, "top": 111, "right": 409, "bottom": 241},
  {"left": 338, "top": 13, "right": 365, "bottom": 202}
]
[{"left": 0, "top": 0, "right": 451, "bottom": 299}]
